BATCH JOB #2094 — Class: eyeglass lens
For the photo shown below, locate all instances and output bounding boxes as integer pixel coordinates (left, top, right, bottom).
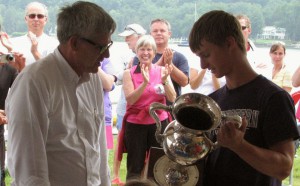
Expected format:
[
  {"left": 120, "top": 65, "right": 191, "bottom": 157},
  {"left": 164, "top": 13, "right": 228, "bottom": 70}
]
[
  {"left": 28, "top": 14, "right": 45, "bottom": 19},
  {"left": 80, "top": 37, "right": 113, "bottom": 54},
  {"left": 99, "top": 41, "right": 113, "bottom": 54}
]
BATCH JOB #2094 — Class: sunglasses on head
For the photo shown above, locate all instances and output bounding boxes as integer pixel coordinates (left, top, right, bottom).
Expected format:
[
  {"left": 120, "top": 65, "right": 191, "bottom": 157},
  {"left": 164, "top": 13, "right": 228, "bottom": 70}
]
[
  {"left": 27, "top": 14, "right": 46, "bottom": 19},
  {"left": 241, "top": 26, "right": 248, "bottom": 30},
  {"left": 124, "top": 26, "right": 137, "bottom": 34}
]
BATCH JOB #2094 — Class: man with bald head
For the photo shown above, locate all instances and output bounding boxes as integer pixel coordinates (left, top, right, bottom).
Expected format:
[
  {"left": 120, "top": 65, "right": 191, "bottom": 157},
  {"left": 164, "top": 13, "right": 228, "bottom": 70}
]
[{"left": 11, "top": 2, "right": 58, "bottom": 65}]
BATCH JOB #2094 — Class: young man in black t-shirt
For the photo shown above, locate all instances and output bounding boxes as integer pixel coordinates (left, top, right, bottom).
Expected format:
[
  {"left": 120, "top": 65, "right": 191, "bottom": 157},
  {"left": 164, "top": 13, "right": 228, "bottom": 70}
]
[{"left": 189, "top": 10, "right": 300, "bottom": 186}]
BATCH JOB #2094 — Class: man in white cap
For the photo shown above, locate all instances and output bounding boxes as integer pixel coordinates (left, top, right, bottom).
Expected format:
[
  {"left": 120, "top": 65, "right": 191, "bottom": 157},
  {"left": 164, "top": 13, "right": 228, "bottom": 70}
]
[
  {"left": 118, "top": 24, "right": 147, "bottom": 53},
  {"left": 111, "top": 23, "right": 146, "bottom": 185}
]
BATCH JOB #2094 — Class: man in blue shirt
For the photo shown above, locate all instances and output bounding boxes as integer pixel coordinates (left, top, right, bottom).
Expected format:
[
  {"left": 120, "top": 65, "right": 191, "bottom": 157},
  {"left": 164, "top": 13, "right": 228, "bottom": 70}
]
[{"left": 133, "top": 19, "right": 189, "bottom": 103}]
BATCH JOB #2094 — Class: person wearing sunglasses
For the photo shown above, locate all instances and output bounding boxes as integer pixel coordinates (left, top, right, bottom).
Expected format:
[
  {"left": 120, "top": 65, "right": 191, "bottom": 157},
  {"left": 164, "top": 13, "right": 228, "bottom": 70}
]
[
  {"left": 6, "top": 2, "right": 116, "bottom": 186},
  {"left": 236, "top": 14, "right": 272, "bottom": 80},
  {"left": 10, "top": 2, "right": 58, "bottom": 66}
]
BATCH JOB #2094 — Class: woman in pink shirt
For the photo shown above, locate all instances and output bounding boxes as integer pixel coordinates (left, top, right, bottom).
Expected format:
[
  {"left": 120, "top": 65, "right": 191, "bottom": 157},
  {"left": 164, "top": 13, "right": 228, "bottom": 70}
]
[{"left": 122, "top": 35, "right": 176, "bottom": 180}]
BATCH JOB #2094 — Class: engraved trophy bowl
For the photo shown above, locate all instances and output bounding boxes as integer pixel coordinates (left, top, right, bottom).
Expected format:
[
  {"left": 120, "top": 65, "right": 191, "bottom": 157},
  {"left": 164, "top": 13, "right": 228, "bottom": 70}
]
[{"left": 149, "top": 93, "right": 241, "bottom": 166}]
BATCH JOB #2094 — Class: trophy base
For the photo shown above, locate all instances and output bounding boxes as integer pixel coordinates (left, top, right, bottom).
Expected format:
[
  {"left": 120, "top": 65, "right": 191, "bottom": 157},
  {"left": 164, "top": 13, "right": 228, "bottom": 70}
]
[{"left": 146, "top": 147, "right": 204, "bottom": 186}]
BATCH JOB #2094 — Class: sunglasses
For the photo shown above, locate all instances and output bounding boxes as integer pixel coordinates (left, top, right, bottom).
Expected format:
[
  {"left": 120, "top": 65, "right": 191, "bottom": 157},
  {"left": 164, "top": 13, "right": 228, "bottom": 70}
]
[
  {"left": 241, "top": 26, "right": 248, "bottom": 30},
  {"left": 80, "top": 37, "right": 113, "bottom": 55},
  {"left": 27, "top": 14, "right": 46, "bottom": 19},
  {"left": 124, "top": 26, "right": 137, "bottom": 34}
]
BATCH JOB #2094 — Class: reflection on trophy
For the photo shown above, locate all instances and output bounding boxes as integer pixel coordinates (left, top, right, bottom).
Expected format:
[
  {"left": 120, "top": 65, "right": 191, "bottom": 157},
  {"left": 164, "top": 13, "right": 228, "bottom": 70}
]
[
  {"left": 149, "top": 93, "right": 241, "bottom": 186},
  {"left": 152, "top": 154, "right": 200, "bottom": 186}
]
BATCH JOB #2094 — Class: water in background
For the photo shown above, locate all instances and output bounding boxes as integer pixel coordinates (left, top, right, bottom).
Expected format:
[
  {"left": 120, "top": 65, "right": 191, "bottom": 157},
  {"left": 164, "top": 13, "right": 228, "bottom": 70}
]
[{"left": 108, "top": 42, "right": 300, "bottom": 104}]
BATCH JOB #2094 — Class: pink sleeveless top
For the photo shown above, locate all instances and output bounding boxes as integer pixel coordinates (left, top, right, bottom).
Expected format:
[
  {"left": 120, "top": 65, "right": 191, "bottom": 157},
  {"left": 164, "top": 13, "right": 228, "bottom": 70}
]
[{"left": 126, "top": 64, "right": 168, "bottom": 124}]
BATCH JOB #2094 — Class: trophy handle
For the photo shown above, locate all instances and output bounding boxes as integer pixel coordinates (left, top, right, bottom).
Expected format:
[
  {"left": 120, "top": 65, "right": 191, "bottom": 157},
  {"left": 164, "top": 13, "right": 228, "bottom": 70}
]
[
  {"left": 221, "top": 115, "right": 242, "bottom": 128},
  {"left": 149, "top": 102, "right": 172, "bottom": 146},
  {"left": 212, "top": 114, "right": 242, "bottom": 150}
]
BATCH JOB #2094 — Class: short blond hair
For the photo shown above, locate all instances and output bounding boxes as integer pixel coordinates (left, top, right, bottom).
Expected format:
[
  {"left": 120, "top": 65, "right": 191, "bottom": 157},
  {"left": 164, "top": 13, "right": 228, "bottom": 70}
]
[
  {"left": 25, "top": 2, "right": 48, "bottom": 17},
  {"left": 135, "top": 35, "right": 157, "bottom": 54}
]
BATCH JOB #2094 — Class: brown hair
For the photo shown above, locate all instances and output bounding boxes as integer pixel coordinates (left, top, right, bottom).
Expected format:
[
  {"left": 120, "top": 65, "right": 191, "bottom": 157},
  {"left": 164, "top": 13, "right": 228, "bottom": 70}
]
[
  {"left": 270, "top": 42, "right": 286, "bottom": 54},
  {"left": 150, "top": 18, "right": 171, "bottom": 31},
  {"left": 189, "top": 10, "right": 245, "bottom": 54},
  {"left": 57, "top": 1, "right": 116, "bottom": 44}
]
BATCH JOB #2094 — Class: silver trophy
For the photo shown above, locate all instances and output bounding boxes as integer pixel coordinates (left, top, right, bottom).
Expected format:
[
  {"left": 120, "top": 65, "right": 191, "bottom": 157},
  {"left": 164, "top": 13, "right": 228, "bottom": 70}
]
[{"left": 149, "top": 93, "right": 241, "bottom": 185}]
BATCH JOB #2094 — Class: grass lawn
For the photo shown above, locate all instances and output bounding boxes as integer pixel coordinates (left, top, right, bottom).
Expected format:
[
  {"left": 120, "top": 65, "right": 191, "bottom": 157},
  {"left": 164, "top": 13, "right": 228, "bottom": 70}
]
[{"left": 4, "top": 136, "right": 300, "bottom": 186}]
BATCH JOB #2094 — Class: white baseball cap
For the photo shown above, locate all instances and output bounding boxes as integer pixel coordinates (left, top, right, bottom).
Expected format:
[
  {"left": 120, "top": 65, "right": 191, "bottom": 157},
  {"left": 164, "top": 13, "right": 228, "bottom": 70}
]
[{"left": 118, "top": 24, "right": 146, "bottom": 37}]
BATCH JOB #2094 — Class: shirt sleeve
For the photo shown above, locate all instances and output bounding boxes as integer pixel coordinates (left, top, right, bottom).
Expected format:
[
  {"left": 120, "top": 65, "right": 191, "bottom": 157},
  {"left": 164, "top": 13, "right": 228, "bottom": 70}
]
[
  {"left": 262, "top": 90, "right": 299, "bottom": 146},
  {"left": 173, "top": 51, "right": 189, "bottom": 76},
  {"left": 102, "top": 58, "right": 117, "bottom": 75},
  {"left": 96, "top": 76, "right": 111, "bottom": 186},
  {"left": 282, "top": 68, "right": 293, "bottom": 89},
  {"left": 6, "top": 72, "right": 51, "bottom": 186}
]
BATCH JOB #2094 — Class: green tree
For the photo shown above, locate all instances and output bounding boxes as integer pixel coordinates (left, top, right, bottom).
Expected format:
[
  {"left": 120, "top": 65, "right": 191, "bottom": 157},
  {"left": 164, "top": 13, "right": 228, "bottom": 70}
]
[{"left": 0, "top": 0, "right": 299, "bottom": 42}]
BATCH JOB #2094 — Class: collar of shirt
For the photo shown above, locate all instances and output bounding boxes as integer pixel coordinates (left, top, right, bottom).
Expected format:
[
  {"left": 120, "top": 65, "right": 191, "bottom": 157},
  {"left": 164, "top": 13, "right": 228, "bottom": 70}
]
[{"left": 54, "top": 49, "right": 90, "bottom": 86}]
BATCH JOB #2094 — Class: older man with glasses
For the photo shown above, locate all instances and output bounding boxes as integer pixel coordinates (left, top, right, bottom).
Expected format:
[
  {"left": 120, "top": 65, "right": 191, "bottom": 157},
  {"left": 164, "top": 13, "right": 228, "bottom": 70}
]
[
  {"left": 6, "top": 1, "right": 116, "bottom": 185},
  {"left": 11, "top": 2, "right": 59, "bottom": 66}
]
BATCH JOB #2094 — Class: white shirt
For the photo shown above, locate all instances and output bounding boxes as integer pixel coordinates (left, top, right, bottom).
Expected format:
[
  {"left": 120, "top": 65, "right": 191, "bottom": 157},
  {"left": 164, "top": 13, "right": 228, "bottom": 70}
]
[
  {"left": 10, "top": 33, "right": 59, "bottom": 66},
  {"left": 189, "top": 61, "right": 226, "bottom": 95},
  {"left": 6, "top": 49, "right": 110, "bottom": 186},
  {"left": 247, "top": 39, "right": 272, "bottom": 79},
  {"left": 115, "top": 51, "right": 135, "bottom": 116}
]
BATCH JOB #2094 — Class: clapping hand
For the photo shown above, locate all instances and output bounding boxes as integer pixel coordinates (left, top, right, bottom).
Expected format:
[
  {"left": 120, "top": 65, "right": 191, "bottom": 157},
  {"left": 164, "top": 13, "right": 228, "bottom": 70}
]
[
  {"left": 141, "top": 64, "right": 150, "bottom": 84},
  {"left": 28, "top": 31, "right": 41, "bottom": 60},
  {"left": 162, "top": 64, "right": 173, "bottom": 83},
  {"left": 0, "top": 32, "right": 13, "bottom": 52},
  {"left": 28, "top": 31, "right": 37, "bottom": 45},
  {"left": 163, "top": 48, "right": 174, "bottom": 66},
  {"left": 156, "top": 48, "right": 174, "bottom": 66}
]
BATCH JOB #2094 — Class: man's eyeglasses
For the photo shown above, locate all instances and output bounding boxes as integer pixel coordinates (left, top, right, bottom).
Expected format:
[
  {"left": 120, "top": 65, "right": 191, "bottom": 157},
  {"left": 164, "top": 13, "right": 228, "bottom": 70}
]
[
  {"left": 80, "top": 37, "right": 113, "bottom": 55},
  {"left": 27, "top": 14, "right": 46, "bottom": 19},
  {"left": 241, "top": 26, "right": 249, "bottom": 30}
]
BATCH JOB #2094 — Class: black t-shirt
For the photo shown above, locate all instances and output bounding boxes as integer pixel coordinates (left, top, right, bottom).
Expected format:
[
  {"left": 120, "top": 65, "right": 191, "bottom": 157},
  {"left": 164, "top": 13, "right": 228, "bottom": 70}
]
[{"left": 204, "top": 75, "right": 300, "bottom": 186}]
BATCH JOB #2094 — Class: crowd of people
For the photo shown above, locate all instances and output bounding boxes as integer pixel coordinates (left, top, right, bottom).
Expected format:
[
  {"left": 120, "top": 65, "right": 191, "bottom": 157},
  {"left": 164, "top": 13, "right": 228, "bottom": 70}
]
[{"left": 0, "top": 1, "right": 299, "bottom": 186}]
